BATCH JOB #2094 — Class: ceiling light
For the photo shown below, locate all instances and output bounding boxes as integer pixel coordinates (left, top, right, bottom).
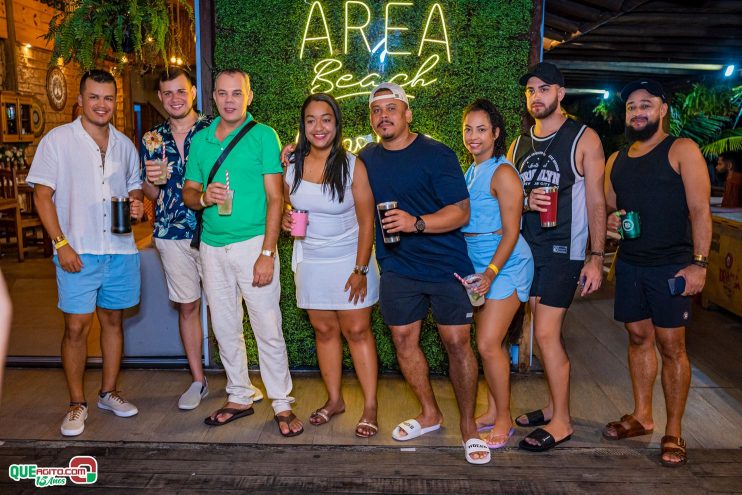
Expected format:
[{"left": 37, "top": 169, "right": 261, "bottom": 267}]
[{"left": 724, "top": 65, "right": 735, "bottom": 77}]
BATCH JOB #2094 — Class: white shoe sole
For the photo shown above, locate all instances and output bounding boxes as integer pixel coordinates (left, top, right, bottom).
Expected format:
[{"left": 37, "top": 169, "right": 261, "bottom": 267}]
[
  {"left": 60, "top": 425, "right": 85, "bottom": 436},
  {"left": 178, "top": 389, "right": 209, "bottom": 410},
  {"left": 61, "top": 412, "right": 88, "bottom": 436},
  {"left": 97, "top": 402, "right": 139, "bottom": 417}
]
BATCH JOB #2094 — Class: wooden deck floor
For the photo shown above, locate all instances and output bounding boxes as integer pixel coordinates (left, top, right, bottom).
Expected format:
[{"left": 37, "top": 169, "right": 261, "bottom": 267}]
[
  {"left": 1, "top": 251, "right": 741, "bottom": 493},
  {"left": 1, "top": 440, "right": 740, "bottom": 494}
]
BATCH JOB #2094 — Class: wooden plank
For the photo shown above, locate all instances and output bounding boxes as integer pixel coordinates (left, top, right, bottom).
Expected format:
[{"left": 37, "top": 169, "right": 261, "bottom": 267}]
[
  {"left": 12, "top": 0, "right": 56, "bottom": 50},
  {"left": 549, "top": 0, "right": 607, "bottom": 22},
  {"left": 0, "top": 0, "right": 8, "bottom": 39},
  {"left": 695, "top": 476, "right": 742, "bottom": 493},
  {"left": 545, "top": 13, "right": 582, "bottom": 34}
]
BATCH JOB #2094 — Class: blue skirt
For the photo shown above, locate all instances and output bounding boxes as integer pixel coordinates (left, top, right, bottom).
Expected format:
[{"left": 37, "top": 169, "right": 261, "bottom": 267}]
[{"left": 465, "top": 234, "right": 534, "bottom": 302}]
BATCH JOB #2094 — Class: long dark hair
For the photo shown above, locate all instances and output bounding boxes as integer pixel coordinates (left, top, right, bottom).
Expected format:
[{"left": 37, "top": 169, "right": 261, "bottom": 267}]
[
  {"left": 291, "top": 93, "right": 350, "bottom": 203},
  {"left": 462, "top": 98, "right": 507, "bottom": 160}
]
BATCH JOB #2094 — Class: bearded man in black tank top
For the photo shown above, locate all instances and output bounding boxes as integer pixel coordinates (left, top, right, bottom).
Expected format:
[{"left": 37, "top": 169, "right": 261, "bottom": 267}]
[
  {"left": 508, "top": 63, "right": 607, "bottom": 452},
  {"left": 603, "top": 79, "right": 711, "bottom": 468}
]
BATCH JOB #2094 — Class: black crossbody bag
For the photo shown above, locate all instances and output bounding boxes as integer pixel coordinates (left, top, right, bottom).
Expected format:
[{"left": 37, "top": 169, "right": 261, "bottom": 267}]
[{"left": 191, "top": 120, "right": 258, "bottom": 249}]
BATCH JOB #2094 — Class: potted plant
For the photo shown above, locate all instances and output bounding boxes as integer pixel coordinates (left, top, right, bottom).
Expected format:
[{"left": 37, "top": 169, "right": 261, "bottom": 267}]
[{"left": 44, "top": 0, "right": 193, "bottom": 70}]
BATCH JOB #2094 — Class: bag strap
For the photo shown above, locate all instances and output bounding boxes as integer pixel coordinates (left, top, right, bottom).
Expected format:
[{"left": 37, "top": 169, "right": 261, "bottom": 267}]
[
  {"left": 523, "top": 120, "right": 567, "bottom": 192},
  {"left": 205, "top": 120, "right": 258, "bottom": 186}
]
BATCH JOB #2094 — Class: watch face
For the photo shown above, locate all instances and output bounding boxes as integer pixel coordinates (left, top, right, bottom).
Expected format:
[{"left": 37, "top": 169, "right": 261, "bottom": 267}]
[{"left": 415, "top": 219, "right": 425, "bottom": 232}]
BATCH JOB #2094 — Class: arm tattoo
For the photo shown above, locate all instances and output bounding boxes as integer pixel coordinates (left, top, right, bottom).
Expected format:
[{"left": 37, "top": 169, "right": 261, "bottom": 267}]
[{"left": 454, "top": 198, "right": 470, "bottom": 211}]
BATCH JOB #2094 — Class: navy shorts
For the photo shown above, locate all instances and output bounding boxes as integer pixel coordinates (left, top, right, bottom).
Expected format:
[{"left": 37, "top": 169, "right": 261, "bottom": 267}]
[
  {"left": 379, "top": 271, "right": 473, "bottom": 326},
  {"left": 529, "top": 258, "right": 583, "bottom": 309},
  {"left": 614, "top": 258, "right": 691, "bottom": 328}
]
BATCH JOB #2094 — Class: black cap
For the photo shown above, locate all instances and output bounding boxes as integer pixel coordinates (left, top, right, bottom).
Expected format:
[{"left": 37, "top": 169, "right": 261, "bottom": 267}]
[
  {"left": 519, "top": 62, "right": 565, "bottom": 86},
  {"left": 620, "top": 79, "right": 667, "bottom": 102}
]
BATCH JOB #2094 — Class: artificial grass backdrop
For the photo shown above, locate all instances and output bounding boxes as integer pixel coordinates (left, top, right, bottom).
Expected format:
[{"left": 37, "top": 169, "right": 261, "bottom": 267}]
[{"left": 214, "top": 0, "right": 533, "bottom": 372}]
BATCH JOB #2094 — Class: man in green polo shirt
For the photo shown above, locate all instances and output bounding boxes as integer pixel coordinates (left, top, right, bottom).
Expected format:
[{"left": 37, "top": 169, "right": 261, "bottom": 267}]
[{"left": 183, "top": 69, "right": 303, "bottom": 437}]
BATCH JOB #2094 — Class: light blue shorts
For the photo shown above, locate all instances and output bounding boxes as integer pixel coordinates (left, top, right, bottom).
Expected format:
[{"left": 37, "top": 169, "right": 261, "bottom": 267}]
[
  {"left": 465, "top": 234, "right": 534, "bottom": 302},
  {"left": 53, "top": 253, "right": 141, "bottom": 314}
]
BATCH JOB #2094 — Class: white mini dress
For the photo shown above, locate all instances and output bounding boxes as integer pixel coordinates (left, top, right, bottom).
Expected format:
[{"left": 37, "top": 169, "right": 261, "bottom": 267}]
[{"left": 285, "top": 154, "right": 380, "bottom": 310}]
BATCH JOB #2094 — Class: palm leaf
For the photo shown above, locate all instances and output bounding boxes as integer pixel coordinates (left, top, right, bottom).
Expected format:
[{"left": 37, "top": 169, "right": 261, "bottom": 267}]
[
  {"left": 700, "top": 128, "right": 742, "bottom": 156},
  {"left": 675, "top": 114, "right": 728, "bottom": 146}
]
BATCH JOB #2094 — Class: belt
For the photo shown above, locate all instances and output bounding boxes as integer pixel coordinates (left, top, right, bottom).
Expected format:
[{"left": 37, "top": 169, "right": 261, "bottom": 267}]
[{"left": 463, "top": 230, "right": 502, "bottom": 237}]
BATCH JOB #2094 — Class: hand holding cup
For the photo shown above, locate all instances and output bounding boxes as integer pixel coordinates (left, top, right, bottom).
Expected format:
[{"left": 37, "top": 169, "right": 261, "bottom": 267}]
[
  {"left": 607, "top": 210, "right": 625, "bottom": 234},
  {"left": 205, "top": 182, "right": 227, "bottom": 205},
  {"left": 129, "top": 198, "right": 144, "bottom": 221},
  {"left": 281, "top": 207, "right": 294, "bottom": 232},
  {"left": 145, "top": 159, "right": 169, "bottom": 185},
  {"left": 527, "top": 188, "right": 552, "bottom": 212}
]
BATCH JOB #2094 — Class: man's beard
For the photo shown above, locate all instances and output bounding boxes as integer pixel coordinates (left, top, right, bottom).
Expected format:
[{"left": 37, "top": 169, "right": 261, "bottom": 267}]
[
  {"left": 625, "top": 118, "right": 660, "bottom": 142},
  {"left": 528, "top": 99, "right": 558, "bottom": 120}
]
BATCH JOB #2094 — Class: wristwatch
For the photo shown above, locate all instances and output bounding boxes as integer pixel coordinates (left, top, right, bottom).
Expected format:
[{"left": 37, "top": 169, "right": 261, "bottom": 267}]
[
  {"left": 261, "top": 249, "right": 275, "bottom": 258},
  {"left": 414, "top": 216, "right": 426, "bottom": 233},
  {"left": 353, "top": 265, "right": 369, "bottom": 275}
]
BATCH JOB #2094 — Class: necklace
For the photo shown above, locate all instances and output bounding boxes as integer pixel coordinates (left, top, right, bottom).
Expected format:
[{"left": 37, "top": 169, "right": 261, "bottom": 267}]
[{"left": 529, "top": 126, "right": 558, "bottom": 158}]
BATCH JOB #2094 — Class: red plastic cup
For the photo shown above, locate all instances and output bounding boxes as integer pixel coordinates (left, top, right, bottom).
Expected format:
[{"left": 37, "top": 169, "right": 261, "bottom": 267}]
[
  {"left": 539, "top": 186, "right": 559, "bottom": 228},
  {"left": 290, "top": 209, "right": 309, "bottom": 237}
]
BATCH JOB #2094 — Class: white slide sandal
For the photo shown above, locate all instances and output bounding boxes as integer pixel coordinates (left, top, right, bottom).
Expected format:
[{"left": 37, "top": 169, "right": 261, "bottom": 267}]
[{"left": 391, "top": 419, "right": 441, "bottom": 441}]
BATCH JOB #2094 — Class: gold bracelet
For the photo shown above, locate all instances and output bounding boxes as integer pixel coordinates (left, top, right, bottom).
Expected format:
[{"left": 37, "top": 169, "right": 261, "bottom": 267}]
[
  {"left": 487, "top": 263, "right": 499, "bottom": 276},
  {"left": 199, "top": 193, "right": 207, "bottom": 208},
  {"left": 54, "top": 239, "right": 68, "bottom": 250}
]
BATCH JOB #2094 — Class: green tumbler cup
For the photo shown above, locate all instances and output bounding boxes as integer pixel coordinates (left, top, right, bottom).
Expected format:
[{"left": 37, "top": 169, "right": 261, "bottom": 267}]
[{"left": 619, "top": 211, "right": 641, "bottom": 239}]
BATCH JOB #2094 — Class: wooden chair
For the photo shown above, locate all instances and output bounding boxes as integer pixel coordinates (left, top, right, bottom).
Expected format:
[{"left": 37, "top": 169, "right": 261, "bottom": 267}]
[{"left": 0, "top": 168, "right": 50, "bottom": 261}]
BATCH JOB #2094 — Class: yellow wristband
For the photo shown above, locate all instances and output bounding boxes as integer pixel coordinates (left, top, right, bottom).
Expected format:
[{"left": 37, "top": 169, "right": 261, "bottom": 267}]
[
  {"left": 54, "top": 239, "right": 69, "bottom": 250},
  {"left": 487, "top": 263, "right": 499, "bottom": 276}
]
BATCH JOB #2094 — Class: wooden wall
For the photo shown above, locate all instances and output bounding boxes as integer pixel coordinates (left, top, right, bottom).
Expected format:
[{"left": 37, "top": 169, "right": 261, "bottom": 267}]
[{"left": 0, "top": 0, "right": 126, "bottom": 163}]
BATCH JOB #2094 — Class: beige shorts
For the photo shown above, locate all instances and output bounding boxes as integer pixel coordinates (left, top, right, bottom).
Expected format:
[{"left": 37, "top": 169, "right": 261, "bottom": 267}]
[{"left": 154, "top": 238, "right": 202, "bottom": 303}]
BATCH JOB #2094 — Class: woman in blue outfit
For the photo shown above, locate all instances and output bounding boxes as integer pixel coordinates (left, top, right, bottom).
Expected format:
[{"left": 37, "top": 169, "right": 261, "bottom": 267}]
[{"left": 461, "top": 99, "right": 534, "bottom": 449}]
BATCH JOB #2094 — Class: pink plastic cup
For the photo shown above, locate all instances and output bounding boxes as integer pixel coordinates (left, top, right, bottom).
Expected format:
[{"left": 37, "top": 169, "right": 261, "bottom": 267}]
[
  {"left": 539, "top": 186, "right": 559, "bottom": 228},
  {"left": 290, "top": 209, "right": 309, "bottom": 237}
]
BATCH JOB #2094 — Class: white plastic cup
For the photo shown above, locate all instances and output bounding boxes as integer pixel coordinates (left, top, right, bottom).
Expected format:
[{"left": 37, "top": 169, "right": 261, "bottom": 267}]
[
  {"left": 463, "top": 274, "right": 486, "bottom": 307},
  {"left": 218, "top": 189, "right": 234, "bottom": 216}
]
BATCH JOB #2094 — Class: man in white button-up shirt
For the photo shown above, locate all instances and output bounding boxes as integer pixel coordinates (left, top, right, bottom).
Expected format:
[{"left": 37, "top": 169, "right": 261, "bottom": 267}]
[{"left": 28, "top": 70, "right": 144, "bottom": 437}]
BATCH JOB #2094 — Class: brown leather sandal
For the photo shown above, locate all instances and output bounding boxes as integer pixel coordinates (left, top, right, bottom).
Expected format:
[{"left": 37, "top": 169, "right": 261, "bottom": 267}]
[
  {"left": 275, "top": 412, "right": 304, "bottom": 437},
  {"left": 660, "top": 435, "right": 687, "bottom": 467},
  {"left": 602, "top": 414, "right": 653, "bottom": 440}
]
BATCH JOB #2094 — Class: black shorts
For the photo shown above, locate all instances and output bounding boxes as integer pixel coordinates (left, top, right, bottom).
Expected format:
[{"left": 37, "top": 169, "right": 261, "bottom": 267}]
[
  {"left": 529, "top": 258, "right": 583, "bottom": 309},
  {"left": 379, "top": 271, "right": 473, "bottom": 326},
  {"left": 614, "top": 258, "right": 691, "bottom": 328}
]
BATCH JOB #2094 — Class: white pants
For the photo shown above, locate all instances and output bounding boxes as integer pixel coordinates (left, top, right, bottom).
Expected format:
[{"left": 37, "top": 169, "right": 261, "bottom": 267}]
[{"left": 200, "top": 236, "right": 292, "bottom": 414}]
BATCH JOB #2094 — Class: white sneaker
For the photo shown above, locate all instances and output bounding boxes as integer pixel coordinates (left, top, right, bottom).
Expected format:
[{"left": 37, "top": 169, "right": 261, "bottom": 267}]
[
  {"left": 97, "top": 391, "right": 139, "bottom": 417},
  {"left": 61, "top": 404, "right": 88, "bottom": 436},
  {"left": 249, "top": 384, "right": 263, "bottom": 402},
  {"left": 178, "top": 379, "right": 209, "bottom": 410}
]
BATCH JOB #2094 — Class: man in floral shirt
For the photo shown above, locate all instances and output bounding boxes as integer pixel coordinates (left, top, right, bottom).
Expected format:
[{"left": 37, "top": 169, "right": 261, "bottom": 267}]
[{"left": 141, "top": 68, "right": 265, "bottom": 410}]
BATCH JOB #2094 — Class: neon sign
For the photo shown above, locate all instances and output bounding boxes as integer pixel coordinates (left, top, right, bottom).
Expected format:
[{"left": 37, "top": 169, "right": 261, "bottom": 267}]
[{"left": 300, "top": 1, "right": 452, "bottom": 101}]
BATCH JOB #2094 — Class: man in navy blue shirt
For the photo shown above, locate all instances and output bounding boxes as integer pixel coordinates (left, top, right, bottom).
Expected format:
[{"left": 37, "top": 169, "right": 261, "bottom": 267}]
[{"left": 360, "top": 83, "right": 489, "bottom": 465}]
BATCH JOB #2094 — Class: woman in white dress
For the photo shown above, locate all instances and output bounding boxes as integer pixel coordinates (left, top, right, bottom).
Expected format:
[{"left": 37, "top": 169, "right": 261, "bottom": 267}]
[{"left": 282, "top": 93, "right": 380, "bottom": 437}]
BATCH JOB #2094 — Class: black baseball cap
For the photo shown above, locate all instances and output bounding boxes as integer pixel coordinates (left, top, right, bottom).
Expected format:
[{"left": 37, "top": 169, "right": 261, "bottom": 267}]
[
  {"left": 620, "top": 79, "right": 667, "bottom": 102},
  {"left": 518, "top": 62, "right": 565, "bottom": 86}
]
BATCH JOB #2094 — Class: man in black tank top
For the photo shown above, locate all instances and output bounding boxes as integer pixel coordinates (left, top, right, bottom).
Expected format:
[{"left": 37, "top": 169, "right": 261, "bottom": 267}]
[
  {"left": 507, "top": 62, "right": 607, "bottom": 452},
  {"left": 603, "top": 79, "right": 711, "bottom": 467}
]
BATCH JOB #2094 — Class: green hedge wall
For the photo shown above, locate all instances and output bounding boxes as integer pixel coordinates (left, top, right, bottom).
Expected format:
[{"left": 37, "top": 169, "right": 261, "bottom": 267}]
[{"left": 214, "top": 0, "right": 533, "bottom": 372}]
